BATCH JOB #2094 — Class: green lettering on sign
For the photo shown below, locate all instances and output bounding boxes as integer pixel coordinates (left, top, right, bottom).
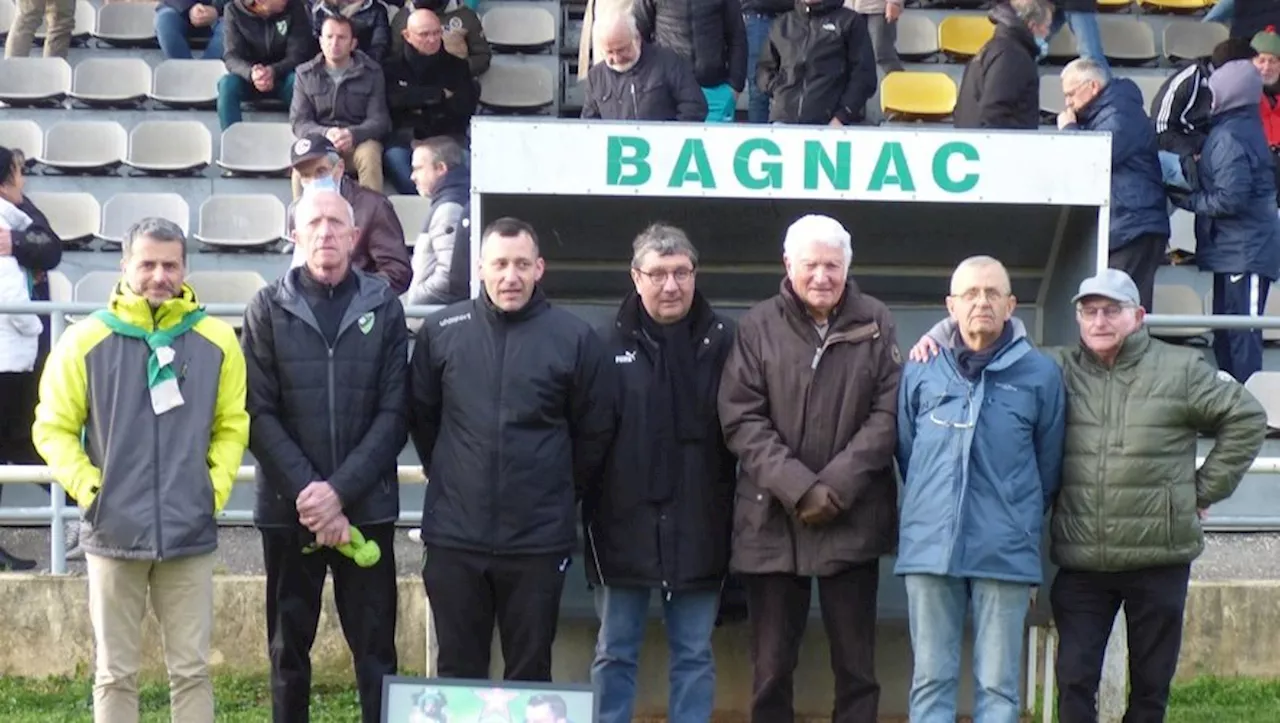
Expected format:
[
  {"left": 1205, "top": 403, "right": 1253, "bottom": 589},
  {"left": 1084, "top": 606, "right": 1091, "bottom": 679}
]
[
  {"left": 606, "top": 136, "right": 651, "bottom": 186},
  {"left": 932, "top": 142, "right": 980, "bottom": 193},
  {"left": 668, "top": 139, "right": 716, "bottom": 188},
  {"left": 734, "top": 139, "right": 783, "bottom": 190},
  {"left": 803, "top": 141, "right": 850, "bottom": 190},
  {"left": 868, "top": 142, "right": 915, "bottom": 192}
]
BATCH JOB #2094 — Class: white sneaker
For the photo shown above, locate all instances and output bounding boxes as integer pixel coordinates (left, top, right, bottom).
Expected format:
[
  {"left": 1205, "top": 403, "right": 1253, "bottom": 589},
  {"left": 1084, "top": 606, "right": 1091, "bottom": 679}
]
[{"left": 408, "top": 528, "right": 422, "bottom": 543}]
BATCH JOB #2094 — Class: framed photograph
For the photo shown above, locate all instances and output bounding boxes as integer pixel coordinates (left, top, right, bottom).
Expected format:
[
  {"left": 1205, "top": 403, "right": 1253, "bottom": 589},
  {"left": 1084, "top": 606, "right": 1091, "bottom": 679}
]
[{"left": 381, "top": 676, "right": 598, "bottom": 723}]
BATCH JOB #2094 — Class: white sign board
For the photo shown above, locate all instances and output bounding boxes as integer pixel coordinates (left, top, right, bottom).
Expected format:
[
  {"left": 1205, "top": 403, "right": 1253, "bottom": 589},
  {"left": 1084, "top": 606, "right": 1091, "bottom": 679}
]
[{"left": 470, "top": 118, "right": 1112, "bottom": 206}]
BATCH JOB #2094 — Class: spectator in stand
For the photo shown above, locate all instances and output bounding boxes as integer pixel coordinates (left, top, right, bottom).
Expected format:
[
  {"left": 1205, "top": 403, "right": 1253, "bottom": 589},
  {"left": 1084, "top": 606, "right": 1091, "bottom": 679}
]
[
  {"left": 404, "top": 137, "right": 472, "bottom": 306},
  {"left": 758, "top": 0, "right": 877, "bottom": 126},
  {"left": 1253, "top": 28, "right": 1280, "bottom": 151},
  {"left": 383, "top": 9, "right": 477, "bottom": 195},
  {"left": 1047, "top": 0, "right": 1110, "bottom": 79},
  {"left": 1057, "top": 58, "right": 1170, "bottom": 313},
  {"left": 1170, "top": 59, "right": 1280, "bottom": 384},
  {"left": 850, "top": 0, "right": 904, "bottom": 76},
  {"left": 740, "top": 0, "right": 789, "bottom": 122},
  {"left": 155, "top": 0, "right": 226, "bottom": 60},
  {"left": 391, "top": 0, "right": 491, "bottom": 79},
  {"left": 1151, "top": 38, "right": 1257, "bottom": 191},
  {"left": 287, "top": 135, "right": 413, "bottom": 295},
  {"left": 291, "top": 15, "right": 391, "bottom": 195},
  {"left": 581, "top": 12, "right": 708, "bottom": 122},
  {"left": 4, "top": 0, "right": 73, "bottom": 58},
  {"left": 219, "top": 0, "right": 316, "bottom": 130},
  {"left": 635, "top": 0, "right": 747, "bottom": 122},
  {"left": 310, "top": 0, "right": 391, "bottom": 64},
  {"left": 953, "top": 0, "right": 1053, "bottom": 130}
]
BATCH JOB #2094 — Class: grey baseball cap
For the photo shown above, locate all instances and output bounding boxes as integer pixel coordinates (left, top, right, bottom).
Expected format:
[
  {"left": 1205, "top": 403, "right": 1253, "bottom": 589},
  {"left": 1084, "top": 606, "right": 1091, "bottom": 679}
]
[{"left": 1071, "top": 268, "right": 1141, "bottom": 306}]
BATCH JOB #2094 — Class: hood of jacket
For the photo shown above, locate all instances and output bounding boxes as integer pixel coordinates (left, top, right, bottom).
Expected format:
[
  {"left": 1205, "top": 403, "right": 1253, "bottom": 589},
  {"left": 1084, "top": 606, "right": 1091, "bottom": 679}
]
[
  {"left": 615, "top": 288, "right": 719, "bottom": 341},
  {"left": 107, "top": 281, "right": 203, "bottom": 331},
  {"left": 1210, "top": 59, "right": 1264, "bottom": 115},
  {"left": 430, "top": 162, "right": 471, "bottom": 203},
  {"left": 1079, "top": 77, "right": 1145, "bottom": 125},
  {"left": 988, "top": 1, "right": 1037, "bottom": 54}
]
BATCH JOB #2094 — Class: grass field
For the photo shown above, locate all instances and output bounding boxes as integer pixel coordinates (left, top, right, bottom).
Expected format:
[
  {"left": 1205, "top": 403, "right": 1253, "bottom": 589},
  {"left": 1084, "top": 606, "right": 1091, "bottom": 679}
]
[{"left": 1, "top": 674, "right": 1278, "bottom": 721}]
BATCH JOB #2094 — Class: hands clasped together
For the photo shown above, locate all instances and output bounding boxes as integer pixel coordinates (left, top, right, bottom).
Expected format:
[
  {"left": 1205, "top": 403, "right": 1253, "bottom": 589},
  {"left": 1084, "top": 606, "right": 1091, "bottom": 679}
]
[{"left": 297, "top": 481, "right": 350, "bottom": 547}]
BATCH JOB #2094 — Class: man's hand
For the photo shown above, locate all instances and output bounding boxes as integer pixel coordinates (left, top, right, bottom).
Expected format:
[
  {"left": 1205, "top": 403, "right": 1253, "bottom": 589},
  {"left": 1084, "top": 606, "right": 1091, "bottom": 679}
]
[
  {"left": 796, "top": 483, "right": 842, "bottom": 526},
  {"left": 443, "top": 28, "right": 468, "bottom": 58},
  {"left": 885, "top": 3, "right": 902, "bottom": 21},
  {"left": 829, "top": 117, "right": 844, "bottom": 128},
  {"left": 1056, "top": 108, "right": 1077, "bottom": 130},
  {"left": 189, "top": 4, "right": 216, "bottom": 27},
  {"left": 297, "top": 481, "right": 343, "bottom": 532},
  {"left": 909, "top": 334, "right": 941, "bottom": 363},
  {"left": 315, "top": 513, "right": 351, "bottom": 547},
  {"left": 252, "top": 65, "right": 275, "bottom": 92},
  {"left": 0, "top": 228, "right": 11, "bottom": 257}
]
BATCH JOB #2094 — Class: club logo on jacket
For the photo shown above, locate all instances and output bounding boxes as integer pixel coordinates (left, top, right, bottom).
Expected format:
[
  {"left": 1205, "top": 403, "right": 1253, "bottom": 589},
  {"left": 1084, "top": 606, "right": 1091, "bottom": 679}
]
[
  {"left": 439, "top": 312, "right": 471, "bottom": 327},
  {"left": 615, "top": 350, "right": 637, "bottom": 364},
  {"left": 358, "top": 312, "right": 375, "bottom": 335}
]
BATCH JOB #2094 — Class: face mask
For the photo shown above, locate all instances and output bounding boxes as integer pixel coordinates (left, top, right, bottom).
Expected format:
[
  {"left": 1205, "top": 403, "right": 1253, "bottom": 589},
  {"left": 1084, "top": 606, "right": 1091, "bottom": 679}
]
[
  {"left": 302, "top": 175, "right": 338, "bottom": 192},
  {"left": 1035, "top": 36, "right": 1049, "bottom": 61}
]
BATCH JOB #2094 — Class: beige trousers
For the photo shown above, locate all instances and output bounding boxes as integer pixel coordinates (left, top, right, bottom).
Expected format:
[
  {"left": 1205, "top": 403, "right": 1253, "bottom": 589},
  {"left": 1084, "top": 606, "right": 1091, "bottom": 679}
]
[
  {"left": 291, "top": 138, "right": 384, "bottom": 198},
  {"left": 4, "top": 0, "right": 76, "bottom": 58},
  {"left": 86, "top": 552, "right": 216, "bottom": 723}
]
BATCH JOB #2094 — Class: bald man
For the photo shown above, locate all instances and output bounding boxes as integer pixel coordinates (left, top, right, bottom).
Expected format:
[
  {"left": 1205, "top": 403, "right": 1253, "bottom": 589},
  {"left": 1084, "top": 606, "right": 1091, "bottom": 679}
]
[
  {"left": 581, "top": 12, "right": 707, "bottom": 121},
  {"left": 382, "top": 8, "right": 478, "bottom": 195},
  {"left": 242, "top": 187, "right": 408, "bottom": 723}
]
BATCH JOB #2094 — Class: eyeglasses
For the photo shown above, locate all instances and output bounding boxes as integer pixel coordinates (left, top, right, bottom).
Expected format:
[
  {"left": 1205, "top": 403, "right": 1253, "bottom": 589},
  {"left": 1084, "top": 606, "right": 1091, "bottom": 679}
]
[
  {"left": 927, "top": 391, "right": 977, "bottom": 430},
  {"left": 636, "top": 268, "right": 695, "bottom": 285},
  {"left": 1076, "top": 304, "right": 1133, "bottom": 321},
  {"left": 951, "top": 288, "right": 1007, "bottom": 304}
]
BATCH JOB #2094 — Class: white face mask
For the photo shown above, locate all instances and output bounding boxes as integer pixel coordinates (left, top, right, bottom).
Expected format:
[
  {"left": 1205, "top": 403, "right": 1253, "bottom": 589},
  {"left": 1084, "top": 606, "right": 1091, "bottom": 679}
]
[{"left": 302, "top": 174, "right": 339, "bottom": 192}]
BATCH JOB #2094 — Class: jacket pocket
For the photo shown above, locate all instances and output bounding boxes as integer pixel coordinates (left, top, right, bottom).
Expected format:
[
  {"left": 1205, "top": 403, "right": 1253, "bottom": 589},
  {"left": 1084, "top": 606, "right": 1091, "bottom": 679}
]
[{"left": 732, "top": 482, "right": 780, "bottom": 543}]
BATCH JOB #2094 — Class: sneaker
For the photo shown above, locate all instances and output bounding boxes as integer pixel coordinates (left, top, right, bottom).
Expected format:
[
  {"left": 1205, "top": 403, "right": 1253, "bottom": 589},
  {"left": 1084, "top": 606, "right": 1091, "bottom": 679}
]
[
  {"left": 0, "top": 546, "right": 37, "bottom": 572},
  {"left": 408, "top": 528, "right": 422, "bottom": 543},
  {"left": 64, "top": 522, "right": 83, "bottom": 561}
]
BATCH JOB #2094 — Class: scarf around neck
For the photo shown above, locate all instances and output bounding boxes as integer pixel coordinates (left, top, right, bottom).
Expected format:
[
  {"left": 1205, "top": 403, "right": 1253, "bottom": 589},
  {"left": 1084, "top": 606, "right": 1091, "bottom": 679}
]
[
  {"left": 92, "top": 307, "right": 206, "bottom": 415},
  {"left": 639, "top": 306, "right": 705, "bottom": 504}
]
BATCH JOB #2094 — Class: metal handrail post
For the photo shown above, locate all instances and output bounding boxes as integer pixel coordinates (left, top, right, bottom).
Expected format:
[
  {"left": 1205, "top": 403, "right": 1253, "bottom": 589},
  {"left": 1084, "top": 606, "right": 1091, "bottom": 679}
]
[{"left": 48, "top": 312, "right": 66, "bottom": 576}]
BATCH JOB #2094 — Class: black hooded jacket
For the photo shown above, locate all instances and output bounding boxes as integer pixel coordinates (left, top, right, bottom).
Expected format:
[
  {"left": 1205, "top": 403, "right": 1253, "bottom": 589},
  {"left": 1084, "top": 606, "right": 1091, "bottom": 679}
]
[
  {"left": 757, "top": 0, "right": 877, "bottom": 125},
  {"left": 953, "top": 2, "right": 1040, "bottom": 130}
]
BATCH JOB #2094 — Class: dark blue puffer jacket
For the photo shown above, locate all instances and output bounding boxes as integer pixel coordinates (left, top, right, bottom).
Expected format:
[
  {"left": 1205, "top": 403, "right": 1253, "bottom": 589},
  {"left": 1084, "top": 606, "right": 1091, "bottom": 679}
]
[{"left": 1072, "top": 78, "right": 1171, "bottom": 250}]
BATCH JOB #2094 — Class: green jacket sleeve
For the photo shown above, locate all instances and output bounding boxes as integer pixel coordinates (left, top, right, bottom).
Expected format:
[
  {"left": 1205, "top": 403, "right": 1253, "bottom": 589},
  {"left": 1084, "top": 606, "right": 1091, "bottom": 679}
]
[{"left": 1185, "top": 356, "right": 1266, "bottom": 507}]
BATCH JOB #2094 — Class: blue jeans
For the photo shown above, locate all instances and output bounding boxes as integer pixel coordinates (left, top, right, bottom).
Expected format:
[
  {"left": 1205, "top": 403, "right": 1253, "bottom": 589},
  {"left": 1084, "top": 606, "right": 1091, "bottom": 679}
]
[
  {"left": 743, "top": 13, "right": 774, "bottom": 123},
  {"left": 591, "top": 586, "right": 719, "bottom": 723},
  {"left": 216, "top": 71, "right": 295, "bottom": 129},
  {"left": 905, "top": 575, "right": 1030, "bottom": 723},
  {"left": 1051, "top": 9, "right": 1110, "bottom": 78},
  {"left": 1204, "top": 0, "right": 1233, "bottom": 23},
  {"left": 154, "top": 7, "right": 223, "bottom": 60},
  {"left": 384, "top": 145, "right": 415, "bottom": 195}
]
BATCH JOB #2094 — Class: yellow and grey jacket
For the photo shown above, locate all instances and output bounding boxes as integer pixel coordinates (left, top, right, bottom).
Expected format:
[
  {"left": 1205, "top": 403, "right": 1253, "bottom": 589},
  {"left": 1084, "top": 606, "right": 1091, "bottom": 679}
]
[{"left": 32, "top": 282, "right": 249, "bottom": 560}]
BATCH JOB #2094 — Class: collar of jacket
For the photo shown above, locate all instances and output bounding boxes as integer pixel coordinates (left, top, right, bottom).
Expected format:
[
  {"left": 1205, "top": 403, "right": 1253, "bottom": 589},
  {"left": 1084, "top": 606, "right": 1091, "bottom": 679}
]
[
  {"left": 300, "top": 49, "right": 377, "bottom": 77},
  {"left": 278, "top": 265, "right": 390, "bottom": 336},
  {"left": 316, "top": 0, "right": 375, "bottom": 17},
  {"left": 106, "top": 281, "right": 202, "bottom": 332},
  {"left": 943, "top": 322, "right": 1031, "bottom": 375},
  {"left": 798, "top": 0, "right": 843, "bottom": 16},
  {"left": 479, "top": 283, "right": 550, "bottom": 323},
  {"left": 777, "top": 277, "right": 875, "bottom": 339},
  {"left": 615, "top": 289, "right": 720, "bottom": 345},
  {"left": 1077, "top": 326, "right": 1152, "bottom": 372},
  {"left": 430, "top": 163, "right": 471, "bottom": 201}
]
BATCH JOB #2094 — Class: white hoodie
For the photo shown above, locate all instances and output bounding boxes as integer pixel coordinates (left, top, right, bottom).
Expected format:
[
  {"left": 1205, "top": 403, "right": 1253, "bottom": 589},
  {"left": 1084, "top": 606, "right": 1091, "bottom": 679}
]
[{"left": 0, "top": 198, "right": 42, "bottom": 373}]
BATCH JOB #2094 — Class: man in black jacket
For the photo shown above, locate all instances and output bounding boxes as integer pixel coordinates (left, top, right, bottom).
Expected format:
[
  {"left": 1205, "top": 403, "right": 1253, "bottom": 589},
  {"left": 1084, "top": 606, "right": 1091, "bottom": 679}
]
[
  {"left": 758, "top": 0, "right": 877, "bottom": 126},
  {"left": 217, "top": 0, "right": 316, "bottom": 129},
  {"left": 582, "top": 12, "right": 708, "bottom": 122},
  {"left": 241, "top": 188, "right": 408, "bottom": 723},
  {"left": 953, "top": 0, "right": 1052, "bottom": 130},
  {"left": 409, "top": 217, "right": 615, "bottom": 682},
  {"left": 585, "top": 224, "right": 736, "bottom": 723},
  {"left": 635, "top": 0, "right": 747, "bottom": 121}
]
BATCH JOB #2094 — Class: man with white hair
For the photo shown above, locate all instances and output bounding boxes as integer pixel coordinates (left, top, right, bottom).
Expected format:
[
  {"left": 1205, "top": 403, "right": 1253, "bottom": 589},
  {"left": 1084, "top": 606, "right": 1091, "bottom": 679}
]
[
  {"left": 718, "top": 214, "right": 901, "bottom": 723},
  {"left": 581, "top": 11, "right": 708, "bottom": 121}
]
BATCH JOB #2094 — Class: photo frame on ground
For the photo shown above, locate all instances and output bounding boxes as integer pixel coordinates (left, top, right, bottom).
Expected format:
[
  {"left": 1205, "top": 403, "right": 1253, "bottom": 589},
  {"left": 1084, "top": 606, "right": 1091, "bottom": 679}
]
[{"left": 381, "top": 676, "right": 597, "bottom": 723}]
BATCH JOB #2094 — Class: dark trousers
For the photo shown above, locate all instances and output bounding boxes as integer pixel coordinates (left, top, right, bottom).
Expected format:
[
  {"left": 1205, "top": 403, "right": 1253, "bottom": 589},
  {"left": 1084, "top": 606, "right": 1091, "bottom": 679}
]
[
  {"left": 1109, "top": 234, "right": 1168, "bottom": 313},
  {"left": 1051, "top": 564, "right": 1191, "bottom": 723},
  {"left": 0, "top": 372, "right": 39, "bottom": 466},
  {"left": 261, "top": 523, "right": 398, "bottom": 723},
  {"left": 1211, "top": 272, "right": 1270, "bottom": 383},
  {"left": 741, "top": 561, "right": 881, "bottom": 723},
  {"left": 422, "top": 546, "right": 569, "bottom": 681}
]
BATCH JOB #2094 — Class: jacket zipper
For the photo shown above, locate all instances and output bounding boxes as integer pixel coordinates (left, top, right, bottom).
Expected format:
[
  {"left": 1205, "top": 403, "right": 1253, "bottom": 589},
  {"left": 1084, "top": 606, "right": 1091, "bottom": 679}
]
[
  {"left": 797, "top": 16, "right": 812, "bottom": 120},
  {"left": 490, "top": 322, "right": 507, "bottom": 554},
  {"left": 1097, "top": 370, "right": 1111, "bottom": 570},
  {"left": 326, "top": 285, "right": 340, "bottom": 473},
  {"left": 154, "top": 409, "right": 164, "bottom": 559}
]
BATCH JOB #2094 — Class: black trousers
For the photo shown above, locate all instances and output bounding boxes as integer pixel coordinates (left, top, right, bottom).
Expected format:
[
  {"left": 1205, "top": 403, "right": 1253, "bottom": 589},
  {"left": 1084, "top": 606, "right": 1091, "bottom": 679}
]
[
  {"left": 1109, "top": 234, "right": 1168, "bottom": 313},
  {"left": 741, "top": 561, "right": 881, "bottom": 723},
  {"left": 0, "top": 372, "right": 40, "bottom": 466},
  {"left": 262, "top": 523, "right": 398, "bottom": 723},
  {"left": 422, "top": 546, "right": 569, "bottom": 681},
  {"left": 1052, "top": 564, "right": 1191, "bottom": 723},
  {"left": 1211, "top": 272, "right": 1270, "bottom": 383}
]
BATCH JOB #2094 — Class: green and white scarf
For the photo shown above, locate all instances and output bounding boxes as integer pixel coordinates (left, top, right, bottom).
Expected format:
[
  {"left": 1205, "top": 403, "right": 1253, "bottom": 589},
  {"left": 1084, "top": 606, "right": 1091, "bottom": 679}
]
[{"left": 91, "top": 308, "right": 207, "bottom": 415}]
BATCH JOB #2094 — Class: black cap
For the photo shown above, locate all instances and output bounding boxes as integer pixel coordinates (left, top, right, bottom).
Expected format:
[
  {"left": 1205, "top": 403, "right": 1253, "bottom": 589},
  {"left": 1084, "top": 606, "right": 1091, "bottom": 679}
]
[{"left": 290, "top": 134, "right": 338, "bottom": 167}]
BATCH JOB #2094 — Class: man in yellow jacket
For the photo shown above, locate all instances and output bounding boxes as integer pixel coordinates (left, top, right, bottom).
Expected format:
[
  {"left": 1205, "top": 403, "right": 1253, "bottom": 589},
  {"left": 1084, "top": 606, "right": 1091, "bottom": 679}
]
[{"left": 32, "top": 217, "right": 249, "bottom": 723}]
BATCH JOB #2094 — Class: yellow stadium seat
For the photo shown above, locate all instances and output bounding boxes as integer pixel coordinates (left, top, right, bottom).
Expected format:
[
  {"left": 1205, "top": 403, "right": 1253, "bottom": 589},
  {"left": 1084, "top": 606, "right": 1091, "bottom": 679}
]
[
  {"left": 1096, "top": 0, "right": 1132, "bottom": 11},
  {"left": 938, "top": 15, "right": 994, "bottom": 60},
  {"left": 880, "top": 71, "right": 957, "bottom": 120},
  {"left": 1138, "top": 0, "right": 1210, "bottom": 13}
]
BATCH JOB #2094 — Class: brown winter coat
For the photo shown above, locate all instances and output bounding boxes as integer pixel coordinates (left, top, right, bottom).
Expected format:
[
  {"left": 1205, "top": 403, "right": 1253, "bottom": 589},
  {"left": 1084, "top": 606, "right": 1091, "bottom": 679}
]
[{"left": 718, "top": 279, "right": 901, "bottom": 577}]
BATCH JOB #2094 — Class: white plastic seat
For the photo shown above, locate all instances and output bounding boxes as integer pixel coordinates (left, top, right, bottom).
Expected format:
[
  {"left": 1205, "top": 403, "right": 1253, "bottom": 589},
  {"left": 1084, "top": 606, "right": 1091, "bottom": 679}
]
[
  {"left": 1039, "top": 74, "right": 1065, "bottom": 117},
  {"left": 1164, "top": 20, "right": 1227, "bottom": 62},
  {"left": 1151, "top": 283, "right": 1210, "bottom": 340},
  {"left": 92, "top": 1, "right": 158, "bottom": 47},
  {"left": 70, "top": 57, "right": 151, "bottom": 106},
  {"left": 1263, "top": 285, "right": 1280, "bottom": 342},
  {"left": 0, "top": 120, "right": 43, "bottom": 161},
  {"left": 216, "top": 122, "right": 294, "bottom": 175},
  {"left": 151, "top": 59, "right": 225, "bottom": 108},
  {"left": 185, "top": 270, "right": 267, "bottom": 328},
  {"left": 0, "top": 0, "right": 15, "bottom": 39},
  {"left": 40, "top": 121, "right": 127, "bottom": 174},
  {"left": 34, "top": 0, "right": 95, "bottom": 43},
  {"left": 479, "top": 62, "right": 555, "bottom": 111},
  {"left": 195, "top": 194, "right": 286, "bottom": 248},
  {"left": 125, "top": 120, "right": 212, "bottom": 175},
  {"left": 100, "top": 193, "right": 191, "bottom": 244},
  {"left": 389, "top": 195, "right": 434, "bottom": 246},
  {"left": 1169, "top": 208, "right": 1196, "bottom": 255},
  {"left": 1244, "top": 372, "right": 1280, "bottom": 429},
  {"left": 46, "top": 270, "right": 72, "bottom": 303},
  {"left": 72, "top": 270, "right": 120, "bottom": 304},
  {"left": 1130, "top": 74, "right": 1165, "bottom": 112},
  {"left": 482, "top": 6, "right": 556, "bottom": 51},
  {"left": 895, "top": 14, "right": 939, "bottom": 61},
  {"left": 1098, "top": 16, "right": 1158, "bottom": 64},
  {"left": 24, "top": 191, "right": 99, "bottom": 245},
  {"left": 0, "top": 57, "right": 71, "bottom": 105}
]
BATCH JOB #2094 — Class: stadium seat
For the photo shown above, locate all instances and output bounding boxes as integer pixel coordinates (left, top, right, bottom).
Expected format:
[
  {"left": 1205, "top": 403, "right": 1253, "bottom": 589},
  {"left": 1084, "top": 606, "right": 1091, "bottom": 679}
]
[
  {"left": 0, "top": 120, "right": 43, "bottom": 161},
  {"left": 34, "top": 0, "right": 94, "bottom": 44},
  {"left": 1139, "top": 0, "right": 1210, "bottom": 13},
  {"left": 1169, "top": 208, "right": 1196, "bottom": 256},
  {"left": 0, "top": 57, "right": 71, "bottom": 106},
  {"left": 938, "top": 15, "right": 993, "bottom": 61},
  {"left": 879, "top": 71, "right": 956, "bottom": 120},
  {"left": 216, "top": 122, "right": 294, "bottom": 176},
  {"left": 39, "top": 121, "right": 127, "bottom": 174},
  {"left": 1046, "top": 24, "right": 1078, "bottom": 63},
  {"left": 151, "top": 59, "right": 225, "bottom": 108},
  {"left": 45, "top": 270, "right": 72, "bottom": 303},
  {"left": 100, "top": 193, "right": 191, "bottom": 245},
  {"left": 195, "top": 194, "right": 286, "bottom": 249},
  {"left": 482, "top": 5, "right": 556, "bottom": 52},
  {"left": 389, "top": 195, "right": 434, "bottom": 246},
  {"left": 69, "top": 57, "right": 151, "bottom": 107},
  {"left": 1264, "top": 289, "right": 1280, "bottom": 342},
  {"left": 72, "top": 270, "right": 120, "bottom": 304},
  {"left": 1039, "top": 74, "right": 1065, "bottom": 121},
  {"left": 0, "top": 0, "right": 14, "bottom": 40},
  {"left": 125, "top": 120, "right": 212, "bottom": 175},
  {"left": 24, "top": 191, "right": 99, "bottom": 246},
  {"left": 479, "top": 63, "right": 555, "bottom": 112},
  {"left": 1096, "top": 0, "right": 1133, "bottom": 11},
  {"left": 92, "top": 1, "right": 158, "bottom": 47},
  {"left": 1151, "top": 283, "right": 1210, "bottom": 340},
  {"left": 1129, "top": 74, "right": 1165, "bottom": 111},
  {"left": 1243, "top": 372, "right": 1280, "bottom": 430},
  {"left": 895, "top": 14, "right": 939, "bottom": 61},
  {"left": 185, "top": 270, "right": 267, "bottom": 328},
  {"left": 1098, "top": 16, "right": 1157, "bottom": 64},
  {"left": 1163, "top": 20, "right": 1226, "bottom": 62}
]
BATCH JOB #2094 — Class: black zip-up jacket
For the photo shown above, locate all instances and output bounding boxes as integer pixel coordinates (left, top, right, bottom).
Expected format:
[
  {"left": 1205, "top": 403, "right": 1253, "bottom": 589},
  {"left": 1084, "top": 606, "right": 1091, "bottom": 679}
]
[
  {"left": 12, "top": 196, "right": 61, "bottom": 360},
  {"left": 383, "top": 44, "right": 477, "bottom": 144},
  {"left": 223, "top": 0, "right": 317, "bottom": 82},
  {"left": 242, "top": 267, "right": 408, "bottom": 529},
  {"left": 581, "top": 41, "right": 709, "bottom": 121},
  {"left": 635, "top": 0, "right": 748, "bottom": 92},
  {"left": 1151, "top": 60, "right": 1212, "bottom": 158},
  {"left": 757, "top": 0, "right": 877, "bottom": 125},
  {"left": 409, "top": 287, "right": 615, "bottom": 556},
  {"left": 584, "top": 292, "right": 737, "bottom": 592},
  {"left": 953, "top": 2, "right": 1039, "bottom": 130}
]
